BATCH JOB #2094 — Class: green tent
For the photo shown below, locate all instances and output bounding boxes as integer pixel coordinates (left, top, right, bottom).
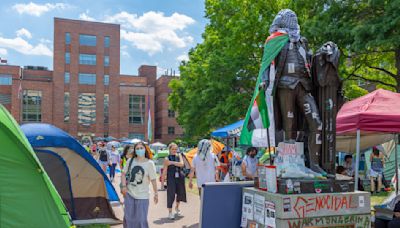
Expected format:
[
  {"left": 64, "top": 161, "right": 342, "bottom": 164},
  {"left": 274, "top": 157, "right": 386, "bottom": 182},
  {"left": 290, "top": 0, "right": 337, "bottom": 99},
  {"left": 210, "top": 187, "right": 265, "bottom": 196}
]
[{"left": 0, "top": 105, "right": 71, "bottom": 228}]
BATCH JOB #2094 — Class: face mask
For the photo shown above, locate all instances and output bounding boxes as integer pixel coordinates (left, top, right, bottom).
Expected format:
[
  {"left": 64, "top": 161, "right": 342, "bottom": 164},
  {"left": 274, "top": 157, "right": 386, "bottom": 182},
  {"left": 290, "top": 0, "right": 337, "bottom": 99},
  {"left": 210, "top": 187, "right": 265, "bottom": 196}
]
[
  {"left": 136, "top": 149, "right": 145, "bottom": 157},
  {"left": 250, "top": 154, "right": 256, "bottom": 158},
  {"left": 128, "top": 148, "right": 134, "bottom": 154}
]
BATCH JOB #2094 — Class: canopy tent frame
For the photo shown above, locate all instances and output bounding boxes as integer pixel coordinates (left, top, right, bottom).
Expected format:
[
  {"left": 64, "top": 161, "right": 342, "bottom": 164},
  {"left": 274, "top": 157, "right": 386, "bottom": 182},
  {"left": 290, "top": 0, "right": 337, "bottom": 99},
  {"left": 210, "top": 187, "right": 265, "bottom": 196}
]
[{"left": 337, "top": 89, "right": 400, "bottom": 193}]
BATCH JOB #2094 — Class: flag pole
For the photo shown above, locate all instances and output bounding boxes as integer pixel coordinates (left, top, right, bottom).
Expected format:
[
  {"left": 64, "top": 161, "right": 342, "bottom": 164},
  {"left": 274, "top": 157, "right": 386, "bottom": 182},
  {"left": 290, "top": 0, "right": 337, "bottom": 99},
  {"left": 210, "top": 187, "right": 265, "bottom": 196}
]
[{"left": 266, "top": 128, "right": 272, "bottom": 165}]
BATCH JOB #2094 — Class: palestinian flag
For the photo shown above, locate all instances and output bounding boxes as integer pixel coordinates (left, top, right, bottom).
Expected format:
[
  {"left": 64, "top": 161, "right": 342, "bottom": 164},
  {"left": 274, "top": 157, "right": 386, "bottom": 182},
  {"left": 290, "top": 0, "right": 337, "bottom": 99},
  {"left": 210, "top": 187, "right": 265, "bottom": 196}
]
[{"left": 240, "top": 32, "right": 288, "bottom": 147}]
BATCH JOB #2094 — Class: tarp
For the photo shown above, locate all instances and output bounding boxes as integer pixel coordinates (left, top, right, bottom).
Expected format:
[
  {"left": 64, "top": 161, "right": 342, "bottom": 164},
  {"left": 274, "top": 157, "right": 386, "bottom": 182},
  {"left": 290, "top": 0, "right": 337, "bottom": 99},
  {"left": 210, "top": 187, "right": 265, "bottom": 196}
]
[
  {"left": 211, "top": 120, "right": 244, "bottom": 138},
  {"left": 0, "top": 105, "right": 71, "bottom": 227},
  {"left": 22, "top": 123, "right": 120, "bottom": 225},
  {"left": 186, "top": 140, "right": 225, "bottom": 165},
  {"left": 336, "top": 133, "right": 394, "bottom": 152},
  {"left": 337, "top": 89, "right": 400, "bottom": 134}
]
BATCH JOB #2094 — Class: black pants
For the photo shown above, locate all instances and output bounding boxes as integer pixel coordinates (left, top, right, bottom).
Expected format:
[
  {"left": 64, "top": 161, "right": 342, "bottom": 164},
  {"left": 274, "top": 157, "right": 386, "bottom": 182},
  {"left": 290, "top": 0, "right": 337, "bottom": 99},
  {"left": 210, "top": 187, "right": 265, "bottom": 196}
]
[
  {"left": 167, "top": 175, "right": 187, "bottom": 208},
  {"left": 110, "top": 163, "right": 117, "bottom": 179}
]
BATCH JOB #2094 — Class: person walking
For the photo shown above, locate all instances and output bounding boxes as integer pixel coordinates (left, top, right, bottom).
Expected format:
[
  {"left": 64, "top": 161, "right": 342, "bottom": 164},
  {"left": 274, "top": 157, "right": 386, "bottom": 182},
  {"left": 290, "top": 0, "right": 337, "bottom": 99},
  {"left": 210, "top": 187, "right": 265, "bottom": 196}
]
[
  {"left": 370, "top": 146, "right": 385, "bottom": 194},
  {"left": 189, "top": 139, "right": 220, "bottom": 197},
  {"left": 121, "top": 145, "right": 134, "bottom": 170},
  {"left": 217, "top": 147, "right": 230, "bottom": 181},
  {"left": 98, "top": 143, "right": 110, "bottom": 173},
  {"left": 121, "top": 141, "right": 158, "bottom": 228},
  {"left": 109, "top": 145, "right": 120, "bottom": 182},
  {"left": 161, "top": 143, "right": 187, "bottom": 219},
  {"left": 241, "top": 147, "right": 258, "bottom": 180}
]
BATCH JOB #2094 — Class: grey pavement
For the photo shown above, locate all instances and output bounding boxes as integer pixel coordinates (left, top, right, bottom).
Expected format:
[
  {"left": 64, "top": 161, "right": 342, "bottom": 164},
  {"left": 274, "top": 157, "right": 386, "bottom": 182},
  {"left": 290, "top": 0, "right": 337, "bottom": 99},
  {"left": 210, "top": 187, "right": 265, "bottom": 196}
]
[{"left": 111, "top": 172, "right": 200, "bottom": 228}]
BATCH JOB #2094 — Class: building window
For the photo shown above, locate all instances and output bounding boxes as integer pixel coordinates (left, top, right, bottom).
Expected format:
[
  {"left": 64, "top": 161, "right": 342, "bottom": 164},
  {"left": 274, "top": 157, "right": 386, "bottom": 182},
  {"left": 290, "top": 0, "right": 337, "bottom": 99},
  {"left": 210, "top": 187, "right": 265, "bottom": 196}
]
[
  {"left": 128, "top": 133, "right": 145, "bottom": 140},
  {"left": 0, "top": 74, "right": 12, "bottom": 85},
  {"left": 64, "top": 72, "right": 70, "bottom": 84},
  {"left": 78, "top": 73, "right": 96, "bottom": 85},
  {"left": 65, "top": 32, "right": 71, "bottom": 45},
  {"left": 104, "top": 75, "right": 109, "bottom": 85},
  {"left": 78, "top": 93, "right": 96, "bottom": 125},
  {"left": 65, "top": 52, "right": 70, "bottom": 64},
  {"left": 168, "top": 127, "right": 175, "bottom": 135},
  {"left": 0, "top": 94, "right": 11, "bottom": 105},
  {"left": 79, "top": 34, "right": 96, "bottom": 46},
  {"left": 129, "top": 95, "right": 145, "bottom": 124},
  {"left": 22, "top": 90, "right": 42, "bottom": 122},
  {"left": 168, "top": 109, "right": 175, "bottom": 118},
  {"left": 104, "top": 56, "right": 109, "bottom": 67},
  {"left": 104, "top": 94, "right": 109, "bottom": 123},
  {"left": 104, "top": 36, "right": 110, "bottom": 48},
  {"left": 64, "top": 92, "right": 70, "bottom": 122},
  {"left": 79, "top": 54, "right": 96, "bottom": 65}
]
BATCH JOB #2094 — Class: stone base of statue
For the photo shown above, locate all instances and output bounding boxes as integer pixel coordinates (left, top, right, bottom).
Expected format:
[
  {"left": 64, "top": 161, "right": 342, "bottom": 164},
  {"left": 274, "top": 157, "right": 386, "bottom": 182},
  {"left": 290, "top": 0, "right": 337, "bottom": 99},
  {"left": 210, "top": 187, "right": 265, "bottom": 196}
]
[{"left": 241, "top": 187, "right": 371, "bottom": 228}]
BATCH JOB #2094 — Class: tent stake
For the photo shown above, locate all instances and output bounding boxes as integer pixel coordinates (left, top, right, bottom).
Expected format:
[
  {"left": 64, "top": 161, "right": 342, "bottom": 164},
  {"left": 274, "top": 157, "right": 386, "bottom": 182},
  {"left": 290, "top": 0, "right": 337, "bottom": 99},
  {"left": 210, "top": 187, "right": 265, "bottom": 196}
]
[{"left": 355, "top": 129, "right": 360, "bottom": 191}]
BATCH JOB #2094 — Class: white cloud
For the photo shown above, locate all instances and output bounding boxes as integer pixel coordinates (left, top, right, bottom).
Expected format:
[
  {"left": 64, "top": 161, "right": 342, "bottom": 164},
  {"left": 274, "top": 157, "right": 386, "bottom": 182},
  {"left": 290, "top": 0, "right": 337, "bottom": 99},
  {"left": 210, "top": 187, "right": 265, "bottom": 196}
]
[
  {"left": 177, "top": 54, "right": 189, "bottom": 62},
  {"left": 0, "top": 34, "right": 52, "bottom": 57},
  {"left": 121, "top": 45, "right": 131, "bottom": 57},
  {"left": 16, "top": 28, "right": 32, "bottom": 39},
  {"left": 0, "top": 48, "right": 8, "bottom": 56},
  {"left": 79, "top": 12, "right": 95, "bottom": 21},
  {"left": 13, "top": 2, "right": 69, "bottom": 17},
  {"left": 105, "top": 11, "right": 195, "bottom": 55}
]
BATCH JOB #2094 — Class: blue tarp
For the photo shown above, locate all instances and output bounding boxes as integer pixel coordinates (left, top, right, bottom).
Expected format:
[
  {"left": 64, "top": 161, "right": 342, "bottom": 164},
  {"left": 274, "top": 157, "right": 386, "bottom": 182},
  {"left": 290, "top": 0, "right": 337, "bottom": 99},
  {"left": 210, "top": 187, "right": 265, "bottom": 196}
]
[
  {"left": 21, "top": 123, "right": 119, "bottom": 202},
  {"left": 211, "top": 119, "right": 244, "bottom": 138}
]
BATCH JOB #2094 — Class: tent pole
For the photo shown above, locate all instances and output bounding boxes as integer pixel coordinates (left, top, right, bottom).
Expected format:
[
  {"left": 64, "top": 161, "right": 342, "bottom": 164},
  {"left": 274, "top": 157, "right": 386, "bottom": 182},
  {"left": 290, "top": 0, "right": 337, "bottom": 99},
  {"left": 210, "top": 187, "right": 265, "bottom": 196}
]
[
  {"left": 395, "top": 134, "right": 399, "bottom": 195},
  {"left": 355, "top": 129, "right": 360, "bottom": 191}
]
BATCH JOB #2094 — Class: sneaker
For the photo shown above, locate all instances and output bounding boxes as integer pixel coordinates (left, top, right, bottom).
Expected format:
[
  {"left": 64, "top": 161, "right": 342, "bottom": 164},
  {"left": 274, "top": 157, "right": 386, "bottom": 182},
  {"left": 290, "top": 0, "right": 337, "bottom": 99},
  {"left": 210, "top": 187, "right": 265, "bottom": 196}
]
[
  {"left": 175, "top": 209, "right": 182, "bottom": 216},
  {"left": 168, "top": 212, "right": 175, "bottom": 220}
]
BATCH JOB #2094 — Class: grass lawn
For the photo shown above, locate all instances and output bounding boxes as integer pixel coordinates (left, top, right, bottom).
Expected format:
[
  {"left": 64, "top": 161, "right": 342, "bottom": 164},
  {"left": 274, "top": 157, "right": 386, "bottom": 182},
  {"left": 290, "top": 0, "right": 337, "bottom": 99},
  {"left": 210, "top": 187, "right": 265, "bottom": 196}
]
[{"left": 371, "top": 191, "right": 391, "bottom": 209}]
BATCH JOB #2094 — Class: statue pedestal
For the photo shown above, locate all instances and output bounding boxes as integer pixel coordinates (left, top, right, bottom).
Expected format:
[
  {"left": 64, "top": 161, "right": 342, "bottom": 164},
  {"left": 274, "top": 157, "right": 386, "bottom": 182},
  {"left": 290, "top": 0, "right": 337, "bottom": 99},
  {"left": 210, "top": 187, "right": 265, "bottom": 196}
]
[
  {"left": 276, "top": 178, "right": 354, "bottom": 194},
  {"left": 241, "top": 187, "right": 371, "bottom": 228}
]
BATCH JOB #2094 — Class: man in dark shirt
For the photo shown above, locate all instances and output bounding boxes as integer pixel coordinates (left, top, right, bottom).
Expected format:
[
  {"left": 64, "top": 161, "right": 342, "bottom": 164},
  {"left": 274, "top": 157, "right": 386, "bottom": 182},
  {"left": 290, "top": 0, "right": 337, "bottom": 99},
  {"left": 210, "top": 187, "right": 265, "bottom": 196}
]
[{"left": 388, "top": 201, "right": 400, "bottom": 228}]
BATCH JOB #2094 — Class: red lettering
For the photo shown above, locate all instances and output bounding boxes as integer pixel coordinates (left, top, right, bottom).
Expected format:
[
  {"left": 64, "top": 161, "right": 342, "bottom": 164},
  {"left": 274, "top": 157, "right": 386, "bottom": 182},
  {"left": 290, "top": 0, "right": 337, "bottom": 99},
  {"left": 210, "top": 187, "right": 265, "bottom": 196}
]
[
  {"left": 306, "top": 197, "right": 315, "bottom": 214},
  {"left": 342, "top": 196, "right": 350, "bottom": 208},
  {"left": 294, "top": 196, "right": 307, "bottom": 218}
]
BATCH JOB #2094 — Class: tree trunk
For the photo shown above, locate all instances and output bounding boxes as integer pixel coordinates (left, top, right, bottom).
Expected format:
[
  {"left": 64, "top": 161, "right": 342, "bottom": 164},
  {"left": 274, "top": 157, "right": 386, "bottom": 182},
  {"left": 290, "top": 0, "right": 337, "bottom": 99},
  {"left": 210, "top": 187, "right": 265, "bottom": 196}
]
[{"left": 395, "top": 48, "right": 400, "bottom": 92}]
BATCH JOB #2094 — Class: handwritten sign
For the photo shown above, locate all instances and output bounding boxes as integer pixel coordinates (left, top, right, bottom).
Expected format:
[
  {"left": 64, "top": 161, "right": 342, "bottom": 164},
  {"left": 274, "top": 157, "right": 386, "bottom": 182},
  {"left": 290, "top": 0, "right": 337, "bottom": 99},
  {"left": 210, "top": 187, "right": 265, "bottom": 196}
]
[{"left": 293, "top": 195, "right": 358, "bottom": 218}]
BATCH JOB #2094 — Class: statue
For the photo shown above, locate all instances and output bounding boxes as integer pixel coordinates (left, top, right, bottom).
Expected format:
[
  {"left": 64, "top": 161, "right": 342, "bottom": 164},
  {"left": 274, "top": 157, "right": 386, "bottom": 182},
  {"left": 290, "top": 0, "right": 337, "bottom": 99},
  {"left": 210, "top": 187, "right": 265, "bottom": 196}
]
[{"left": 259, "top": 9, "right": 341, "bottom": 176}]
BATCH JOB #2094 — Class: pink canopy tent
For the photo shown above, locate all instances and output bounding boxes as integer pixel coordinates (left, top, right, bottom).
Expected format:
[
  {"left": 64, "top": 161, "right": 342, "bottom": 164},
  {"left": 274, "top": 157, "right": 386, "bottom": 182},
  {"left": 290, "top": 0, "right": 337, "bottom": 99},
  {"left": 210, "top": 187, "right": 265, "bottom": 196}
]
[{"left": 337, "top": 89, "right": 400, "bottom": 191}]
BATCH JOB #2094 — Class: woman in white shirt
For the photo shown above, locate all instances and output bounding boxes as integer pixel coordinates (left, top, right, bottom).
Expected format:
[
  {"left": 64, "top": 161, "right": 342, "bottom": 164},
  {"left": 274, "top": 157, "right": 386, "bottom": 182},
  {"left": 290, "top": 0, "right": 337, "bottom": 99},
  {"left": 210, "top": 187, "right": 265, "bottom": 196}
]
[{"left": 121, "top": 142, "right": 158, "bottom": 228}]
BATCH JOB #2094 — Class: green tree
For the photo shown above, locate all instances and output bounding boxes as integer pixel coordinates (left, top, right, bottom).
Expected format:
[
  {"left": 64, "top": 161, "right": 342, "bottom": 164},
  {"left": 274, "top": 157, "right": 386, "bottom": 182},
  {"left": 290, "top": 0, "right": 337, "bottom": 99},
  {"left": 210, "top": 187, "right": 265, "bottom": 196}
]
[
  {"left": 169, "top": 0, "right": 291, "bottom": 139},
  {"left": 170, "top": 0, "right": 400, "bottom": 139},
  {"left": 295, "top": 0, "right": 400, "bottom": 93}
]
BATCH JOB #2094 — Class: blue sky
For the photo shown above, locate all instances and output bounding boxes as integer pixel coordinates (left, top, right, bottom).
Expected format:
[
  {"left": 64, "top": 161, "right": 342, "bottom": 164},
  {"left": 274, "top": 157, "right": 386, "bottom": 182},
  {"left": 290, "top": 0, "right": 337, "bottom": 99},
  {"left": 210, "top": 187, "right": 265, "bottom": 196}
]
[{"left": 0, "top": 0, "right": 206, "bottom": 75}]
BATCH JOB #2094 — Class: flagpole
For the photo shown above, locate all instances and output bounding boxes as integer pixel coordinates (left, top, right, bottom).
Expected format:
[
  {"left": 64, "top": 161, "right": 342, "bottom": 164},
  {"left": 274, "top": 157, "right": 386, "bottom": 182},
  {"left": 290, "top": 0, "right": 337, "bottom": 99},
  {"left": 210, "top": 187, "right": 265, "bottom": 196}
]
[{"left": 19, "top": 67, "right": 23, "bottom": 123}]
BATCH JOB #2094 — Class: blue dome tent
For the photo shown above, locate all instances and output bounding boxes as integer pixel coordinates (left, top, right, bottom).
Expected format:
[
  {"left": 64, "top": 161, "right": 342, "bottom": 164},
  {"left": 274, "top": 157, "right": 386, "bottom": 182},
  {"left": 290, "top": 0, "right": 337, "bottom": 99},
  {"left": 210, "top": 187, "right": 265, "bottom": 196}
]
[{"left": 21, "top": 123, "right": 120, "bottom": 226}]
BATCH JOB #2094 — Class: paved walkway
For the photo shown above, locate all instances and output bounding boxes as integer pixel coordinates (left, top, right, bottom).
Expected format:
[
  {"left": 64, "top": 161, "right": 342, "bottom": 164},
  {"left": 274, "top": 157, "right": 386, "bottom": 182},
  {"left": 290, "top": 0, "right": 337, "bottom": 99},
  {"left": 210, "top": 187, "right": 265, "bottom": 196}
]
[{"left": 111, "top": 173, "right": 200, "bottom": 228}]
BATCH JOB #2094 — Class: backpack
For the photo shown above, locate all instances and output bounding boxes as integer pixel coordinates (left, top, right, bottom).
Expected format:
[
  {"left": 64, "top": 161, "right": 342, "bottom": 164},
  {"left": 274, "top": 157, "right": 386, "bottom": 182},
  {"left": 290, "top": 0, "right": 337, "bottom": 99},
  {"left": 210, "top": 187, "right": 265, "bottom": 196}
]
[
  {"left": 181, "top": 153, "right": 192, "bottom": 177},
  {"left": 99, "top": 149, "right": 108, "bottom": 161}
]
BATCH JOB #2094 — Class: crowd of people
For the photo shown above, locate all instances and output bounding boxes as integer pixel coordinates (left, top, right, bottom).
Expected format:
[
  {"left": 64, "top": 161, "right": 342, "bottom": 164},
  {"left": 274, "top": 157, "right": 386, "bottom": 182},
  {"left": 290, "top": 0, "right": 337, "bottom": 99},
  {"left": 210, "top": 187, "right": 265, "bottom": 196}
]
[
  {"left": 84, "top": 138, "right": 395, "bottom": 228},
  {"left": 84, "top": 138, "right": 261, "bottom": 228}
]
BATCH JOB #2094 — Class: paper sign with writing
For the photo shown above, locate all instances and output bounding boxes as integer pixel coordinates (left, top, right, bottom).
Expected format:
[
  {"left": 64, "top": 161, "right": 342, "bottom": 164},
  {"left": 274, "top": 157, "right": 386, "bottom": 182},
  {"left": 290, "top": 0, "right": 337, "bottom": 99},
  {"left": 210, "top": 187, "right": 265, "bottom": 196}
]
[
  {"left": 265, "top": 201, "right": 276, "bottom": 228},
  {"left": 254, "top": 194, "right": 265, "bottom": 225}
]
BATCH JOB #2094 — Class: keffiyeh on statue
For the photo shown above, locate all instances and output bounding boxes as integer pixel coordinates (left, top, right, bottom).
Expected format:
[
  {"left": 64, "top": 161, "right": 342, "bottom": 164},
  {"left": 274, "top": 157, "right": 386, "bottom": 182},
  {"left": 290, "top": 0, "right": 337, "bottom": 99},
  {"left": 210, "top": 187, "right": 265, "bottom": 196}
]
[{"left": 269, "top": 9, "right": 301, "bottom": 42}]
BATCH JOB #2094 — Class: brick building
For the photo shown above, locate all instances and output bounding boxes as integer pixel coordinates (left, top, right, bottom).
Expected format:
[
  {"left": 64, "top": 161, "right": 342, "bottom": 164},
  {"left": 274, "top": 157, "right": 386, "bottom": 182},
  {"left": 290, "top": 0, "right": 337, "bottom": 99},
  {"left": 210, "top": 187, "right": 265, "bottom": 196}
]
[
  {"left": 0, "top": 18, "right": 182, "bottom": 143},
  {"left": 155, "top": 75, "right": 183, "bottom": 143}
]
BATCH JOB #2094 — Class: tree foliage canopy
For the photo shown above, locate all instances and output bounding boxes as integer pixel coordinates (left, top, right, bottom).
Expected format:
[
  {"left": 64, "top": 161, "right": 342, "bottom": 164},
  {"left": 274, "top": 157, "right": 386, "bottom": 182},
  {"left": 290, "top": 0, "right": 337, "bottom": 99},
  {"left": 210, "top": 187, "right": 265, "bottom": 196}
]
[{"left": 169, "top": 0, "right": 400, "bottom": 139}]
